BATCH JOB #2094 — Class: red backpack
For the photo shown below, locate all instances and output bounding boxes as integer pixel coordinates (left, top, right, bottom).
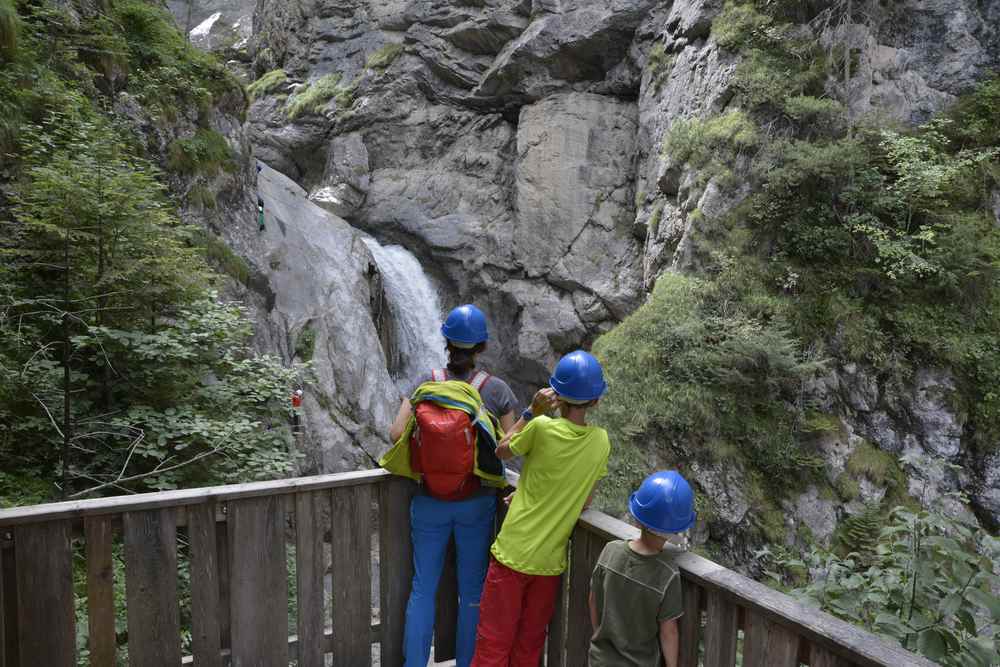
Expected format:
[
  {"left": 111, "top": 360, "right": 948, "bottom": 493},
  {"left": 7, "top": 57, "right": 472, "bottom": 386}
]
[{"left": 410, "top": 369, "right": 492, "bottom": 501}]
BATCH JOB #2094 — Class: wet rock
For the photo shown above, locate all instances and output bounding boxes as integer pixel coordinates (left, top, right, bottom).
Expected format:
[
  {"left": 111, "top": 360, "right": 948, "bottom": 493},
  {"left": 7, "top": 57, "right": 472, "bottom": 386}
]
[{"left": 309, "top": 133, "right": 371, "bottom": 219}]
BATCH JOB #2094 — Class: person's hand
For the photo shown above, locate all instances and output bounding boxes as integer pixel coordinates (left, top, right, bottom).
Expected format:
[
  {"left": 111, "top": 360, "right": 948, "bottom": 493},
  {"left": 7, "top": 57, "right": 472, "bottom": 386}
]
[
  {"left": 503, "top": 491, "right": 515, "bottom": 507},
  {"left": 530, "top": 387, "right": 558, "bottom": 416}
]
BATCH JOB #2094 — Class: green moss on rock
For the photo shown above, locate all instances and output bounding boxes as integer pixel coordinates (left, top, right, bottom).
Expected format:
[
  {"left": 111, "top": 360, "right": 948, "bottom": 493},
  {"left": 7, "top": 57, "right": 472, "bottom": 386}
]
[{"left": 247, "top": 69, "right": 287, "bottom": 101}]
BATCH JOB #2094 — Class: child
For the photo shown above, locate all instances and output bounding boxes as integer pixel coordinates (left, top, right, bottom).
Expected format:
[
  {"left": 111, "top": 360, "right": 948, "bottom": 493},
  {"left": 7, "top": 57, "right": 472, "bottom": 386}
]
[
  {"left": 588, "top": 471, "right": 697, "bottom": 667},
  {"left": 471, "top": 350, "right": 611, "bottom": 667}
]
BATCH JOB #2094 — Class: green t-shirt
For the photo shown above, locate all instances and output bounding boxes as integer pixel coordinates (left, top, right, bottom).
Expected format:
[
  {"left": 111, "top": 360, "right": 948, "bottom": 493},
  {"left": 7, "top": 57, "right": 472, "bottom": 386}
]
[
  {"left": 490, "top": 416, "right": 610, "bottom": 575},
  {"left": 589, "top": 540, "right": 684, "bottom": 667}
]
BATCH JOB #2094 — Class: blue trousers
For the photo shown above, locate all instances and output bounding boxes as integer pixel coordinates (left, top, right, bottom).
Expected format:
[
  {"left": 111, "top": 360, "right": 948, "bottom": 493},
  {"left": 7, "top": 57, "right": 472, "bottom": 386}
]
[{"left": 403, "top": 492, "right": 496, "bottom": 667}]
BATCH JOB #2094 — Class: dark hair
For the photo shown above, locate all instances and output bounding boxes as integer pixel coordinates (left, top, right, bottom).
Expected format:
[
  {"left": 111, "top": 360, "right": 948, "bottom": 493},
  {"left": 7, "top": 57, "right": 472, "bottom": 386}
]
[{"left": 446, "top": 341, "right": 486, "bottom": 375}]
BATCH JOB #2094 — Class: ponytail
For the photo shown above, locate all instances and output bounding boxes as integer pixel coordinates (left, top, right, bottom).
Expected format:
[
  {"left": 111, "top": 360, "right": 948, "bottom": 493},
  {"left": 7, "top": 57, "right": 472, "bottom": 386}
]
[{"left": 446, "top": 341, "right": 486, "bottom": 375}]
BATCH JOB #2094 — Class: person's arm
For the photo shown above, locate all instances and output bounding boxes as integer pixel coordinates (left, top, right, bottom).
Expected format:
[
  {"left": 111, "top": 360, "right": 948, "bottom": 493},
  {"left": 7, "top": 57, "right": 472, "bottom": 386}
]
[
  {"left": 589, "top": 591, "right": 599, "bottom": 637},
  {"left": 659, "top": 618, "right": 679, "bottom": 667},
  {"left": 495, "top": 388, "right": 558, "bottom": 460},
  {"left": 584, "top": 482, "right": 599, "bottom": 509},
  {"left": 499, "top": 410, "right": 517, "bottom": 433},
  {"left": 389, "top": 399, "right": 411, "bottom": 443}
]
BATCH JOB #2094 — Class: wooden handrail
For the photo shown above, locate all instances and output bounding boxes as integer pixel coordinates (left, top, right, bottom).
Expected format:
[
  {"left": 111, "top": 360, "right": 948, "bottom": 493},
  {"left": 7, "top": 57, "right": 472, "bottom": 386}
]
[{"left": 0, "top": 468, "right": 391, "bottom": 527}]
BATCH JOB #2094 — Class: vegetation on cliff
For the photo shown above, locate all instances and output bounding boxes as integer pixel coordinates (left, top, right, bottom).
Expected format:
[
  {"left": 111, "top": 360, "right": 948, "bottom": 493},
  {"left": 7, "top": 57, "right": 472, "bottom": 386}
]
[{"left": 0, "top": 0, "right": 296, "bottom": 506}]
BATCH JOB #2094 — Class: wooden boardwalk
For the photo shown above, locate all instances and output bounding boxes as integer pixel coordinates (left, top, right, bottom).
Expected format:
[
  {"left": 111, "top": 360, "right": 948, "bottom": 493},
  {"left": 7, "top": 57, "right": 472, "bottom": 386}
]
[{"left": 0, "top": 469, "right": 937, "bottom": 666}]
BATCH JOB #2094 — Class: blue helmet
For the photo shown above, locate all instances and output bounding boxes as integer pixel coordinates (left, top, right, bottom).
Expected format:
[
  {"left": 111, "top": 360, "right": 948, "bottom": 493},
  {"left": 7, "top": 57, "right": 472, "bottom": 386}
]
[
  {"left": 548, "top": 350, "right": 606, "bottom": 403},
  {"left": 629, "top": 471, "right": 696, "bottom": 534},
  {"left": 441, "top": 304, "right": 489, "bottom": 347}
]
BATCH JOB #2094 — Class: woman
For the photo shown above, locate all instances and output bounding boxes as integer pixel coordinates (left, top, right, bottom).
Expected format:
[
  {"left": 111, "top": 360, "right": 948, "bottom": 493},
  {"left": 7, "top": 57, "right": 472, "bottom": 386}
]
[{"left": 389, "top": 304, "right": 519, "bottom": 667}]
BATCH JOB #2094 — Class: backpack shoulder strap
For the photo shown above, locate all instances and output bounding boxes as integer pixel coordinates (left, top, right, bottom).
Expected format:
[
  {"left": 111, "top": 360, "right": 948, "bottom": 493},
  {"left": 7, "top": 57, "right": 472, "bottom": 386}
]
[
  {"left": 469, "top": 370, "right": 491, "bottom": 392},
  {"left": 431, "top": 369, "right": 447, "bottom": 383}
]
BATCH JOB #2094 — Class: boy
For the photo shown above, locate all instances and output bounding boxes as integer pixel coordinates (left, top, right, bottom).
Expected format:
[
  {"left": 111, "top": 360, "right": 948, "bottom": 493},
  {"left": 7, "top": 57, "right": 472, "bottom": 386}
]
[
  {"left": 588, "top": 471, "right": 697, "bottom": 667},
  {"left": 471, "top": 350, "right": 611, "bottom": 667}
]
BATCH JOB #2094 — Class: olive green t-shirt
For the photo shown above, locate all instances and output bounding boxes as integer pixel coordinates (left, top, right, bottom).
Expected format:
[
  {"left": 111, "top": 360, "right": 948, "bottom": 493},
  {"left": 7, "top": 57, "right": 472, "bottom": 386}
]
[
  {"left": 490, "top": 416, "right": 610, "bottom": 575},
  {"left": 589, "top": 540, "right": 684, "bottom": 667}
]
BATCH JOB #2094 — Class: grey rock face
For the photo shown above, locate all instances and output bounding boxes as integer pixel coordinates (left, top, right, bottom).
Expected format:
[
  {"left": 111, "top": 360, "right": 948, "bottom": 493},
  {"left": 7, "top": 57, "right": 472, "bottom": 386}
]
[
  {"left": 824, "top": 0, "right": 1000, "bottom": 124},
  {"left": 783, "top": 486, "right": 838, "bottom": 548},
  {"left": 309, "top": 133, "right": 371, "bottom": 219},
  {"left": 515, "top": 93, "right": 642, "bottom": 318}
]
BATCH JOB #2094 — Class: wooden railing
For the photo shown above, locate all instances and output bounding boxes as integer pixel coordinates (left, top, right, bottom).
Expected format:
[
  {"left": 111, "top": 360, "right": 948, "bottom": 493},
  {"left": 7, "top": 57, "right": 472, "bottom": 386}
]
[{"left": 0, "top": 469, "right": 936, "bottom": 667}]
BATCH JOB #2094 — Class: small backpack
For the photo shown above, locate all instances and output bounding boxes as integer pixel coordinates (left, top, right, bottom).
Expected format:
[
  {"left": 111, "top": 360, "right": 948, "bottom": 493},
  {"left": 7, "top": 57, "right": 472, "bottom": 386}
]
[{"left": 410, "top": 370, "right": 492, "bottom": 501}]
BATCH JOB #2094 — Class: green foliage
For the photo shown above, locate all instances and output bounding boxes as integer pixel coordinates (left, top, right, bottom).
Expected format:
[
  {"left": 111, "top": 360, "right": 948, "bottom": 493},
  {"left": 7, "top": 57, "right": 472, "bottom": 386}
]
[
  {"left": 191, "top": 229, "right": 252, "bottom": 286},
  {"left": 295, "top": 323, "right": 317, "bottom": 362},
  {"left": 187, "top": 183, "right": 216, "bottom": 209},
  {"left": 0, "top": 0, "right": 17, "bottom": 60},
  {"left": 765, "top": 499, "right": 1000, "bottom": 666},
  {"left": 167, "top": 128, "right": 236, "bottom": 176},
  {"left": 366, "top": 43, "right": 403, "bottom": 71},
  {"left": 286, "top": 73, "right": 354, "bottom": 119},
  {"left": 247, "top": 68, "right": 287, "bottom": 101},
  {"left": 646, "top": 42, "right": 674, "bottom": 92},
  {"left": 664, "top": 110, "right": 758, "bottom": 188},
  {"left": 592, "top": 270, "right": 826, "bottom": 504},
  {"left": 647, "top": 201, "right": 663, "bottom": 236},
  {"left": 712, "top": 2, "right": 774, "bottom": 50}
]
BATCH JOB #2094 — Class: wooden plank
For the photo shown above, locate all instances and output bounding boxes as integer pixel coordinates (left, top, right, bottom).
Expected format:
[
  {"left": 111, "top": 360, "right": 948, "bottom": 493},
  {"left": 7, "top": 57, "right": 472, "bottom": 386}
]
[
  {"left": 564, "top": 527, "right": 596, "bottom": 665},
  {"left": 433, "top": 538, "right": 458, "bottom": 662},
  {"left": 545, "top": 572, "right": 568, "bottom": 667},
  {"left": 331, "top": 484, "right": 373, "bottom": 666},
  {"left": 743, "top": 610, "right": 798, "bottom": 667},
  {"left": 0, "top": 468, "right": 391, "bottom": 527},
  {"left": 295, "top": 491, "right": 325, "bottom": 667},
  {"left": 812, "top": 644, "right": 851, "bottom": 667},
  {"left": 678, "top": 583, "right": 702, "bottom": 667},
  {"left": 84, "top": 516, "right": 116, "bottom": 667},
  {"left": 379, "top": 477, "right": 414, "bottom": 667},
  {"left": 0, "top": 539, "right": 16, "bottom": 667},
  {"left": 216, "top": 519, "right": 232, "bottom": 649},
  {"left": 14, "top": 521, "right": 75, "bottom": 665},
  {"left": 228, "top": 495, "right": 289, "bottom": 667},
  {"left": 188, "top": 503, "right": 223, "bottom": 667},
  {"left": 703, "top": 590, "right": 738, "bottom": 667},
  {"left": 124, "top": 509, "right": 181, "bottom": 667}
]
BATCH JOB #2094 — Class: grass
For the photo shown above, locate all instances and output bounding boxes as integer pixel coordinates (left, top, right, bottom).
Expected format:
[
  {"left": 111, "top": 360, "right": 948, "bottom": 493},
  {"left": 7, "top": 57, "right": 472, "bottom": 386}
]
[
  {"left": 648, "top": 201, "right": 664, "bottom": 236},
  {"left": 167, "top": 129, "right": 236, "bottom": 176},
  {"left": 187, "top": 184, "right": 216, "bottom": 209},
  {"left": 247, "top": 69, "right": 287, "bottom": 101},
  {"left": 647, "top": 42, "right": 674, "bottom": 92},
  {"left": 366, "top": 43, "right": 403, "bottom": 71},
  {"left": 294, "top": 323, "right": 317, "bottom": 362},
  {"left": 286, "top": 73, "right": 354, "bottom": 119}
]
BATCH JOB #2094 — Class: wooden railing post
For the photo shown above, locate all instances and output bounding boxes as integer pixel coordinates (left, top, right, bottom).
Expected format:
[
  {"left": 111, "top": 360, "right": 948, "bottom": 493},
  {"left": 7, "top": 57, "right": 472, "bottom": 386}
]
[
  {"left": 15, "top": 521, "right": 76, "bottom": 666},
  {"left": 0, "top": 536, "right": 16, "bottom": 667},
  {"left": 84, "top": 516, "right": 116, "bottom": 667},
  {"left": 188, "top": 502, "right": 223, "bottom": 667},
  {"left": 380, "top": 476, "right": 414, "bottom": 667},
  {"left": 294, "top": 491, "right": 326, "bottom": 667}
]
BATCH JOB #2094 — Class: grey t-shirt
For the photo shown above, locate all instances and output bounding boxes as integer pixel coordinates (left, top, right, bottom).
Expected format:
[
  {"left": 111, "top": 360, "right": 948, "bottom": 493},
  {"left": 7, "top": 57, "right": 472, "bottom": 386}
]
[
  {"left": 589, "top": 540, "right": 684, "bottom": 667},
  {"left": 409, "top": 369, "right": 518, "bottom": 419}
]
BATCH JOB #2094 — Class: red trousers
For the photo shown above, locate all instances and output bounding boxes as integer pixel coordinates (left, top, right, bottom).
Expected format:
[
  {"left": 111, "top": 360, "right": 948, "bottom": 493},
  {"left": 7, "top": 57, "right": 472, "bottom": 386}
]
[{"left": 471, "top": 558, "right": 562, "bottom": 667}]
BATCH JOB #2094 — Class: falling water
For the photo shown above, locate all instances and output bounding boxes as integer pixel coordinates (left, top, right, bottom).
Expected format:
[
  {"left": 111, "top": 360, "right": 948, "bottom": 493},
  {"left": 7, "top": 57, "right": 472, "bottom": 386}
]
[{"left": 362, "top": 238, "right": 447, "bottom": 393}]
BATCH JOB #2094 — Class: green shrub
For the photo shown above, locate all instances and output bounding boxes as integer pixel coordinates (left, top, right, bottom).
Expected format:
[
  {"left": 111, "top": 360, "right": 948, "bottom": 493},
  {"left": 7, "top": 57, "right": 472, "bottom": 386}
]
[
  {"left": 191, "top": 229, "right": 251, "bottom": 286},
  {"left": 665, "top": 110, "right": 759, "bottom": 165},
  {"left": 295, "top": 324, "right": 317, "bottom": 362},
  {"left": 592, "top": 271, "right": 825, "bottom": 489},
  {"left": 712, "top": 2, "right": 773, "bottom": 50},
  {"left": 286, "top": 73, "right": 354, "bottom": 119},
  {"left": 646, "top": 42, "right": 674, "bottom": 92},
  {"left": 167, "top": 129, "right": 236, "bottom": 176},
  {"left": 647, "top": 201, "right": 664, "bottom": 236},
  {"left": 247, "top": 69, "right": 287, "bottom": 101},
  {"left": 767, "top": 500, "right": 1000, "bottom": 666},
  {"left": 187, "top": 184, "right": 216, "bottom": 209},
  {"left": 366, "top": 43, "right": 403, "bottom": 71}
]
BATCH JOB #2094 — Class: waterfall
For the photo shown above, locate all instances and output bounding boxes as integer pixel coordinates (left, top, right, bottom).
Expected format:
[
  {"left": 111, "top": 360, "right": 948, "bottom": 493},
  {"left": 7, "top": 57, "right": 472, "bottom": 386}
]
[{"left": 362, "top": 238, "right": 447, "bottom": 393}]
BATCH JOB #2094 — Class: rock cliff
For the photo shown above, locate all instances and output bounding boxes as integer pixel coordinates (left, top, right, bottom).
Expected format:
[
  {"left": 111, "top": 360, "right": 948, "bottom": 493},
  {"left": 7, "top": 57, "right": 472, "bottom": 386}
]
[{"left": 173, "top": 0, "right": 1000, "bottom": 560}]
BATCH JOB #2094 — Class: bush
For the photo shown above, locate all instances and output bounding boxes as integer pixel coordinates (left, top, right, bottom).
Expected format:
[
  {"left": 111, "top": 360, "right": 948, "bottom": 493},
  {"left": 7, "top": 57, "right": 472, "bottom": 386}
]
[
  {"left": 286, "top": 73, "right": 353, "bottom": 119},
  {"left": 247, "top": 69, "right": 287, "bottom": 101},
  {"left": 366, "top": 43, "right": 403, "bottom": 71},
  {"left": 592, "top": 271, "right": 825, "bottom": 492},
  {"left": 765, "top": 498, "right": 1000, "bottom": 667},
  {"left": 167, "top": 129, "right": 236, "bottom": 176}
]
